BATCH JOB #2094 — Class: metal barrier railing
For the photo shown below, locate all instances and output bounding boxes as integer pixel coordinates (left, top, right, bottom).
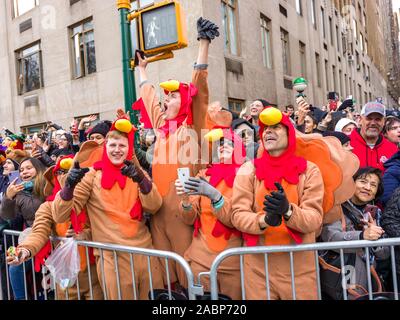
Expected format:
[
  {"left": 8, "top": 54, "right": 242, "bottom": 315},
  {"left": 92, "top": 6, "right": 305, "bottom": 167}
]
[
  {"left": 1, "top": 230, "right": 201, "bottom": 300},
  {"left": 205, "top": 238, "right": 400, "bottom": 301},
  {"left": 2, "top": 229, "right": 400, "bottom": 301}
]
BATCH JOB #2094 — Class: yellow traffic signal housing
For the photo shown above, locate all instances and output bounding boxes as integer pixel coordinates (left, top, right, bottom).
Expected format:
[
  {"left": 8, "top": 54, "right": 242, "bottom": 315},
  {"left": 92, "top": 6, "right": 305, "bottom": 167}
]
[{"left": 132, "top": 0, "right": 187, "bottom": 57}]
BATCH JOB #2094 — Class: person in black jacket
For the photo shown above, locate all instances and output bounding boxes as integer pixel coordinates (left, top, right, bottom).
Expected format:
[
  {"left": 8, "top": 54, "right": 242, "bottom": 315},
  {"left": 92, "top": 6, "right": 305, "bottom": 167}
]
[
  {"left": 381, "top": 186, "right": 400, "bottom": 289},
  {"left": 381, "top": 150, "right": 400, "bottom": 206}
]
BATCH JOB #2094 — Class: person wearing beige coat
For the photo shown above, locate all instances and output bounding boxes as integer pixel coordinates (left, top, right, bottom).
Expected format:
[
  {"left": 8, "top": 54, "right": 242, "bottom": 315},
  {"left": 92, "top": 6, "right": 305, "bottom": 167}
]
[{"left": 231, "top": 107, "right": 324, "bottom": 300}]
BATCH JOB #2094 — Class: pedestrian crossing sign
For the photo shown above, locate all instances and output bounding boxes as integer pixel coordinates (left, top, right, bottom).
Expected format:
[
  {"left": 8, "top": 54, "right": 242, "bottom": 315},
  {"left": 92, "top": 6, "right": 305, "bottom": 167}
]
[{"left": 131, "top": 0, "right": 188, "bottom": 56}]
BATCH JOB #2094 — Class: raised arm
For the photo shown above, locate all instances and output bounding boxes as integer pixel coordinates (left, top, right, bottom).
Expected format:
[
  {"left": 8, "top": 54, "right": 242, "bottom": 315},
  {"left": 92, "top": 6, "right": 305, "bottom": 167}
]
[
  {"left": 137, "top": 54, "right": 164, "bottom": 129},
  {"left": 191, "top": 40, "right": 210, "bottom": 143},
  {"left": 192, "top": 18, "right": 220, "bottom": 143}
]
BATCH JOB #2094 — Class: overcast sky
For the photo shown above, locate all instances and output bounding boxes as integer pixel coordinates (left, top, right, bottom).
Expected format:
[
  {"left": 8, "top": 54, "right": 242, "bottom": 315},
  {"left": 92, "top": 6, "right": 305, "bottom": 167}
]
[{"left": 394, "top": 0, "right": 400, "bottom": 12}]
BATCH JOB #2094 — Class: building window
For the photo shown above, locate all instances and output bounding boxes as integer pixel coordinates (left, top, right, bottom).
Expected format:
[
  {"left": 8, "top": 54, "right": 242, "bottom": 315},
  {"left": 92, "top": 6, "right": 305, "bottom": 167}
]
[
  {"left": 296, "top": 0, "right": 302, "bottom": 16},
  {"left": 339, "top": 69, "right": 343, "bottom": 98},
  {"left": 13, "top": 0, "right": 39, "bottom": 18},
  {"left": 281, "top": 28, "right": 290, "bottom": 75},
  {"left": 356, "top": 51, "right": 360, "bottom": 71},
  {"left": 325, "top": 59, "right": 329, "bottom": 92},
  {"left": 329, "top": 17, "right": 334, "bottom": 45},
  {"left": 228, "top": 98, "right": 244, "bottom": 113},
  {"left": 221, "top": 0, "right": 239, "bottom": 55},
  {"left": 299, "top": 42, "right": 306, "bottom": 77},
  {"left": 70, "top": 19, "right": 97, "bottom": 79},
  {"left": 311, "top": 0, "right": 316, "bottom": 27},
  {"left": 16, "top": 42, "right": 43, "bottom": 95},
  {"left": 359, "top": 33, "right": 364, "bottom": 53},
  {"left": 260, "top": 15, "right": 272, "bottom": 69},
  {"left": 336, "top": 25, "right": 340, "bottom": 52},
  {"left": 342, "top": 32, "right": 347, "bottom": 54},
  {"left": 321, "top": 7, "right": 326, "bottom": 39},
  {"left": 332, "top": 65, "right": 337, "bottom": 92},
  {"left": 315, "top": 53, "right": 321, "bottom": 88},
  {"left": 20, "top": 123, "right": 46, "bottom": 135},
  {"left": 352, "top": 18, "right": 357, "bottom": 40}
]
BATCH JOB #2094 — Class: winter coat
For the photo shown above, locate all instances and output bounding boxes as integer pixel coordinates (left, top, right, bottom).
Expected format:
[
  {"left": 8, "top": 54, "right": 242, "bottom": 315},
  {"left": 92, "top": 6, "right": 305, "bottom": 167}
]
[
  {"left": 0, "top": 190, "right": 44, "bottom": 227},
  {"left": 0, "top": 175, "right": 24, "bottom": 233},
  {"left": 321, "top": 201, "right": 389, "bottom": 294},
  {"left": 350, "top": 129, "right": 397, "bottom": 172},
  {"left": 381, "top": 187, "right": 400, "bottom": 277},
  {"left": 0, "top": 175, "right": 9, "bottom": 204},
  {"left": 382, "top": 151, "right": 400, "bottom": 206}
]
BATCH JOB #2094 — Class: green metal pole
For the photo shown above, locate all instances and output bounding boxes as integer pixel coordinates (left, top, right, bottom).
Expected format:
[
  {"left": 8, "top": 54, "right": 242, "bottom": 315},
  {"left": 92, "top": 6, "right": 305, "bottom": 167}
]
[{"left": 118, "top": 3, "right": 139, "bottom": 148}]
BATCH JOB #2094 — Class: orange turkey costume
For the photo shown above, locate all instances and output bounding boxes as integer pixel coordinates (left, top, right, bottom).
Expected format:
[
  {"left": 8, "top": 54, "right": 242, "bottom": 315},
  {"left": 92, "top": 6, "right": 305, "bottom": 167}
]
[
  {"left": 51, "top": 119, "right": 163, "bottom": 300},
  {"left": 231, "top": 108, "right": 359, "bottom": 300},
  {"left": 178, "top": 128, "right": 245, "bottom": 299},
  {"left": 17, "top": 150, "right": 104, "bottom": 300},
  {"left": 138, "top": 67, "right": 210, "bottom": 286}
]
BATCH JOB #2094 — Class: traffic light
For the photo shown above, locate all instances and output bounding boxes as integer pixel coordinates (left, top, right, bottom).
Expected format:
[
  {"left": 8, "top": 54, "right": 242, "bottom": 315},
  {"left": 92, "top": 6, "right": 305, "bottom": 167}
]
[{"left": 129, "top": 0, "right": 187, "bottom": 63}]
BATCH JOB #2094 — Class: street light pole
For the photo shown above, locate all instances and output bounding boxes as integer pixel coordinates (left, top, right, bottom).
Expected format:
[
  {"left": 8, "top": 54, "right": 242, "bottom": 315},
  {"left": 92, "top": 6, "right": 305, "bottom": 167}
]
[{"left": 117, "top": 0, "right": 139, "bottom": 148}]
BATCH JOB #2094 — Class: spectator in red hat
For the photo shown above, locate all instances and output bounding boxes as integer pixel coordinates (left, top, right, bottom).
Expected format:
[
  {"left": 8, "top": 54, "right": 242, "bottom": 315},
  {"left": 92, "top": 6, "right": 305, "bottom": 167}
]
[{"left": 349, "top": 102, "right": 397, "bottom": 172}]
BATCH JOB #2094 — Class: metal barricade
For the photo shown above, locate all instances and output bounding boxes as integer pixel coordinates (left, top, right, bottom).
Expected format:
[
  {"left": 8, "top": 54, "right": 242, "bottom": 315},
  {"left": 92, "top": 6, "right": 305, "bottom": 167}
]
[
  {"left": 1, "top": 230, "right": 200, "bottom": 300},
  {"left": 1, "top": 230, "right": 62, "bottom": 300},
  {"left": 206, "top": 238, "right": 400, "bottom": 301}
]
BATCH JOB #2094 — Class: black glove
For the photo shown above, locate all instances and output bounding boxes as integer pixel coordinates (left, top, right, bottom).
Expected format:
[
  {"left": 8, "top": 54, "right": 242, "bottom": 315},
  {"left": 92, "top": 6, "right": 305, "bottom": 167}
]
[
  {"left": 65, "top": 161, "right": 89, "bottom": 189},
  {"left": 338, "top": 99, "right": 353, "bottom": 112},
  {"left": 121, "top": 160, "right": 145, "bottom": 183},
  {"left": 197, "top": 17, "right": 220, "bottom": 42},
  {"left": 263, "top": 182, "right": 290, "bottom": 227},
  {"left": 121, "top": 160, "right": 152, "bottom": 194}
]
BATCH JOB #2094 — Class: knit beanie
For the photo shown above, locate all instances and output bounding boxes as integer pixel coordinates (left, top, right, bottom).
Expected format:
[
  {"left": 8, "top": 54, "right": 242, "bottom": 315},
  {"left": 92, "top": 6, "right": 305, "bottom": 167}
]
[{"left": 88, "top": 121, "right": 112, "bottom": 139}]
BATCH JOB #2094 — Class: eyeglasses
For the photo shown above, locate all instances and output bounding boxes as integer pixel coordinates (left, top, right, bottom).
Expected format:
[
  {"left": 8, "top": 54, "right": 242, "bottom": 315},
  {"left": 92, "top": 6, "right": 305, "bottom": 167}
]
[{"left": 219, "top": 139, "right": 234, "bottom": 148}]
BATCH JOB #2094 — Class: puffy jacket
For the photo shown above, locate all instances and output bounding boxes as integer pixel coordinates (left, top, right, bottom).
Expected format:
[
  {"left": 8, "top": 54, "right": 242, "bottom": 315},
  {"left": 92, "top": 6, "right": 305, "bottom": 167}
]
[
  {"left": 382, "top": 151, "right": 400, "bottom": 206},
  {"left": 321, "top": 200, "right": 389, "bottom": 297},
  {"left": 381, "top": 187, "right": 400, "bottom": 276},
  {"left": 350, "top": 129, "right": 397, "bottom": 172},
  {"left": 0, "top": 190, "right": 43, "bottom": 227}
]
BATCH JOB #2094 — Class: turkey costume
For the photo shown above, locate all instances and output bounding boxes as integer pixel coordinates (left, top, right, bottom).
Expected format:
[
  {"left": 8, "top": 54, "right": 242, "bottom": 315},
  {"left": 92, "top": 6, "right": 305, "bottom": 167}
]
[
  {"left": 138, "top": 68, "right": 209, "bottom": 287},
  {"left": 178, "top": 127, "right": 245, "bottom": 299},
  {"left": 52, "top": 117, "right": 163, "bottom": 300},
  {"left": 17, "top": 154, "right": 103, "bottom": 300},
  {"left": 231, "top": 107, "right": 359, "bottom": 300}
]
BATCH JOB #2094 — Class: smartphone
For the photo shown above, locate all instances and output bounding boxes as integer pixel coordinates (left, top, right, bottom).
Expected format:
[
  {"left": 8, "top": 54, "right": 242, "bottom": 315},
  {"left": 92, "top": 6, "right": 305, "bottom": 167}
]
[
  {"left": 9, "top": 170, "right": 23, "bottom": 185},
  {"left": 364, "top": 204, "right": 379, "bottom": 220},
  {"left": 329, "top": 100, "right": 338, "bottom": 111},
  {"left": 177, "top": 168, "right": 190, "bottom": 191}
]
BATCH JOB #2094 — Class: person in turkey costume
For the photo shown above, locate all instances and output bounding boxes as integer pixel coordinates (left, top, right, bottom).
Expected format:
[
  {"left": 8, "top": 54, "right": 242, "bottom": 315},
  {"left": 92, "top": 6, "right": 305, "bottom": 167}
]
[
  {"left": 231, "top": 107, "right": 359, "bottom": 300},
  {"left": 51, "top": 116, "right": 163, "bottom": 300},
  {"left": 7, "top": 154, "right": 103, "bottom": 300},
  {"left": 135, "top": 17, "right": 220, "bottom": 288},
  {"left": 174, "top": 127, "right": 245, "bottom": 299}
]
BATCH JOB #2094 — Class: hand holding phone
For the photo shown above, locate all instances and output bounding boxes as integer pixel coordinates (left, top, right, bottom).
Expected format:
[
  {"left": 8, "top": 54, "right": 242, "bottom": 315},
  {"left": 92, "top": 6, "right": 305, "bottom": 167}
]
[
  {"left": 8, "top": 171, "right": 23, "bottom": 185},
  {"left": 177, "top": 168, "right": 190, "bottom": 193},
  {"left": 364, "top": 204, "right": 378, "bottom": 221}
]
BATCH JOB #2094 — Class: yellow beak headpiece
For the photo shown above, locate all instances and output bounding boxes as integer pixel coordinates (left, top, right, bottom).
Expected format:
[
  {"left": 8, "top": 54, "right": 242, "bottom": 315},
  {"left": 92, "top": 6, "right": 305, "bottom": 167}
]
[
  {"left": 160, "top": 80, "right": 180, "bottom": 93},
  {"left": 204, "top": 128, "right": 224, "bottom": 142},
  {"left": 60, "top": 158, "right": 74, "bottom": 170},
  {"left": 259, "top": 107, "right": 283, "bottom": 126},
  {"left": 115, "top": 119, "right": 133, "bottom": 133}
]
